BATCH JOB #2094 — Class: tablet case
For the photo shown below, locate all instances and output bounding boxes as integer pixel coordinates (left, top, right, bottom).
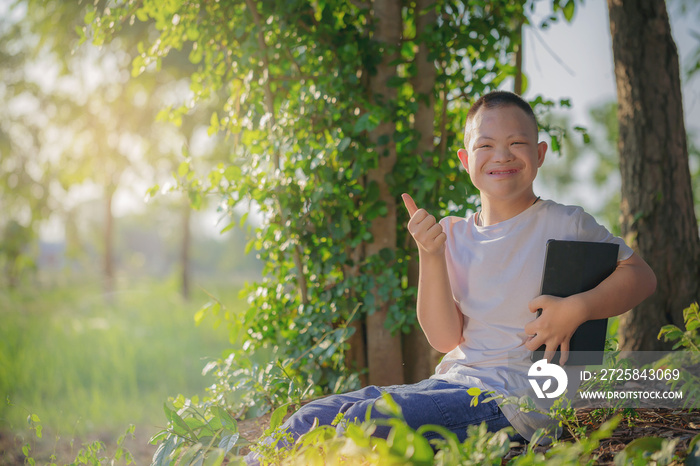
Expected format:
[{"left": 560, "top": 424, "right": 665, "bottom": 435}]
[{"left": 530, "top": 239, "right": 619, "bottom": 366}]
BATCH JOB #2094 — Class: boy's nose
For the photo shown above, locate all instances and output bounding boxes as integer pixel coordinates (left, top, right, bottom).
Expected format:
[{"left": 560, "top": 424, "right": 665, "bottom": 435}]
[{"left": 492, "top": 145, "right": 515, "bottom": 162}]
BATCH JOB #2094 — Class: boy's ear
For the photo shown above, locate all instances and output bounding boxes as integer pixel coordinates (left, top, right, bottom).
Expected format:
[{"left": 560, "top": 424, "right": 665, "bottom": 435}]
[
  {"left": 536, "top": 141, "right": 547, "bottom": 167},
  {"left": 457, "top": 148, "right": 469, "bottom": 173}
]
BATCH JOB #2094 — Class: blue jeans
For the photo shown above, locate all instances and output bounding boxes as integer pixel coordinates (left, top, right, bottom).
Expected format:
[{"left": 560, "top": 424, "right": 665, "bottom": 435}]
[{"left": 279, "top": 378, "right": 522, "bottom": 443}]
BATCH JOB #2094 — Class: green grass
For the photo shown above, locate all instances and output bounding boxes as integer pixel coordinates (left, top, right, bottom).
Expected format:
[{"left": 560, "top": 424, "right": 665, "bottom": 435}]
[{"left": 0, "top": 276, "right": 242, "bottom": 438}]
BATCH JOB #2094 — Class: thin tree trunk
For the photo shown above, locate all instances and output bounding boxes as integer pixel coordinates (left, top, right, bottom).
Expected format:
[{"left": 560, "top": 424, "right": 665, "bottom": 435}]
[
  {"left": 403, "top": 0, "right": 441, "bottom": 384},
  {"left": 104, "top": 188, "right": 115, "bottom": 298},
  {"left": 181, "top": 201, "right": 191, "bottom": 300},
  {"left": 514, "top": 21, "right": 523, "bottom": 95},
  {"left": 365, "top": 0, "right": 404, "bottom": 387},
  {"left": 607, "top": 0, "right": 700, "bottom": 350}
]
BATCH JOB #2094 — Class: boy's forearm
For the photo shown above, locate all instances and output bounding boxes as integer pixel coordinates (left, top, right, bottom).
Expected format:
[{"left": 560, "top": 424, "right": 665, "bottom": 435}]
[
  {"left": 577, "top": 252, "right": 657, "bottom": 321},
  {"left": 416, "top": 251, "right": 464, "bottom": 353}
]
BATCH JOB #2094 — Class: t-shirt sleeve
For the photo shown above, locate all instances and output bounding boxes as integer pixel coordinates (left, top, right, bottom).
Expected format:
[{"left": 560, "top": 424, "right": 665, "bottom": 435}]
[{"left": 576, "top": 209, "right": 634, "bottom": 262}]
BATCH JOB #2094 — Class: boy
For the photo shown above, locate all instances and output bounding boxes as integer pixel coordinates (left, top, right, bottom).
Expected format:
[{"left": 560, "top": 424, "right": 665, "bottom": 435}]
[{"left": 248, "top": 91, "right": 656, "bottom": 460}]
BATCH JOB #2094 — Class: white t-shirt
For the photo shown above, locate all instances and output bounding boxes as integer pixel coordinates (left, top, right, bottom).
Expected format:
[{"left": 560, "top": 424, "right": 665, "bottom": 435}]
[{"left": 430, "top": 199, "right": 633, "bottom": 442}]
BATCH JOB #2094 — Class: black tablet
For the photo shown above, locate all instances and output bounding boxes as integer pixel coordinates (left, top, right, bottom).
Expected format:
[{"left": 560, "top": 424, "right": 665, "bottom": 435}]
[{"left": 530, "top": 239, "right": 619, "bottom": 365}]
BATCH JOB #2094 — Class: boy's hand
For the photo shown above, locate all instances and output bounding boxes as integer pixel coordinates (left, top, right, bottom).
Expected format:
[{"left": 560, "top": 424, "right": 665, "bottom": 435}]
[
  {"left": 523, "top": 295, "right": 586, "bottom": 365},
  {"left": 401, "top": 193, "right": 447, "bottom": 256}
]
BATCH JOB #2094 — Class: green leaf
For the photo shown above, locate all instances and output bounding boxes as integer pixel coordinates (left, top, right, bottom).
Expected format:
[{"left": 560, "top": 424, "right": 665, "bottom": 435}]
[
  {"left": 338, "top": 137, "right": 351, "bottom": 152},
  {"left": 136, "top": 8, "right": 149, "bottom": 22},
  {"left": 562, "top": 0, "right": 576, "bottom": 22},
  {"left": 658, "top": 325, "right": 683, "bottom": 342},
  {"left": 466, "top": 387, "right": 482, "bottom": 397},
  {"left": 208, "top": 112, "right": 220, "bottom": 136},
  {"left": 239, "top": 212, "right": 249, "bottom": 227},
  {"left": 224, "top": 165, "right": 241, "bottom": 181},
  {"left": 149, "top": 430, "right": 169, "bottom": 445},
  {"left": 374, "top": 392, "right": 403, "bottom": 419},
  {"left": 551, "top": 135, "right": 561, "bottom": 153},
  {"left": 269, "top": 402, "right": 290, "bottom": 430},
  {"left": 218, "top": 433, "right": 240, "bottom": 453},
  {"left": 352, "top": 112, "right": 379, "bottom": 134},
  {"left": 467, "top": 386, "right": 482, "bottom": 407},
  {"left": 164, "top": 403, "right": 195, "bottom": 438},
  {"left": 211, "top": 406, "right": 238, "bottom": 433},
  {"left": 178, "top": 161, "right": 190, "bottom": 178},
  {"left": 203, "top": 448, "right": 225, "bottom": 466},
  {"left": 84, "top": 9, "right": 96, "bottom": 25},
  {"left": 220, "top": 223, "right": 234, "bottom": 234}
]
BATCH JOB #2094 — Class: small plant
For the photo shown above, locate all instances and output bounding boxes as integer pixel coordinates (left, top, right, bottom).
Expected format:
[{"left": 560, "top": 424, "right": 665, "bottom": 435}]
[
  {"left": 68, "top": 432, "right": 134, "bottom": 466},
  {"left": 14, "top": 405, "right": 135, "bottom": 466},
  {"left": 656, "top": 302, "right": 700, "bottom": 409},
  {"left": 658, "top": 302, "right": 700, "bottom": 352},
  {"left": 149, "top": 397, "right": 245, "bottom": 465}
]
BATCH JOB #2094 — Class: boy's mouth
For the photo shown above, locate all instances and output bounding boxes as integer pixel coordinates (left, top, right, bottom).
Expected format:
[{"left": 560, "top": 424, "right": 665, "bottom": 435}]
[{"left": 488, "top": 168, "right": 519, "bottom": 175}]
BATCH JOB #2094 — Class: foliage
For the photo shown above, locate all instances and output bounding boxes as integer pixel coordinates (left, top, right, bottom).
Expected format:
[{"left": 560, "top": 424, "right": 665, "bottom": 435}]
[
  {"left": 658, "top": 302, "right": 700, "bottom": 352},
  {"left": 655, "top": 302, "right": 700, "bottom": 409},
  {"left": 243, "top": 393, "right": 621, "bottom": 466},
  {"left": 149, "top": 397, "right": 245, "bottom": 466}
]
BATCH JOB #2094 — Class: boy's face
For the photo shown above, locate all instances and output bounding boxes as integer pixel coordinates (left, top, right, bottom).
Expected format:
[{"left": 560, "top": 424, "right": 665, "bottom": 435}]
[{"left": 457, "top": 105, "right": 547, "bottom": 204}]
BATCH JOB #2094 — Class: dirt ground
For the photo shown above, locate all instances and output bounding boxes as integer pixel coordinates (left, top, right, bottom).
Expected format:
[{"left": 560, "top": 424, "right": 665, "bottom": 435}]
[
  {"left": 0, "top": 414, "right": 273, "bottom": 465},
  {"left": 2, "top": 409, "right": 699, "bottom": 464},
  {"left": 0, "top": 424, "right": 158, "bottom": 465}
]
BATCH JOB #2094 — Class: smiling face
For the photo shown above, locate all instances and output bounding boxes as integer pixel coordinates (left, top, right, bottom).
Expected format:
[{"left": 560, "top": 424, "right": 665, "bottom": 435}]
[{"left": 458, "top": 104, "right": 547, "bottom": 208}]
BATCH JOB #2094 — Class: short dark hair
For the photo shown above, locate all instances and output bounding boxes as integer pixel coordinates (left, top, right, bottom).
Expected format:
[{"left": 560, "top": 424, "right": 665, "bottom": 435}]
[{"left": 463, "top": 91, "right": 539, "bottom": 148}]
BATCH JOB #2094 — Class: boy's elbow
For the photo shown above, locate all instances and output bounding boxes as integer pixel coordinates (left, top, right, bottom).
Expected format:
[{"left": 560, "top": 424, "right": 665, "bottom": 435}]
[
  {"left": 637, "top": 257, "right": 657, "bottom": 299},
  {"left": 627, "top": 252, "right": 657, "bottom": 300},
  {"left": 428, "top": 336, "right": 461, "bottom": 354}
]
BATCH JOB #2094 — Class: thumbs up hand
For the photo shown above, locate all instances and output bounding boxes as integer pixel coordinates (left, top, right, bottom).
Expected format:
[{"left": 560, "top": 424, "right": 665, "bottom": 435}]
[{"left": 402, "top": 193, "right": 447, "bottom": 256}]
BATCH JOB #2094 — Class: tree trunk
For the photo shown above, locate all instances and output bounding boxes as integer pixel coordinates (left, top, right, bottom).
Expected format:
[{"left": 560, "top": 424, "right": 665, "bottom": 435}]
[
  {"left": 104, "top": 187, "right": 115, "bottom": 298},
  {"left": 365, "top": 0, "right": 404, "bottom": 387},
  {"left": 513, "top": 21, "right": 523, "bottom": 95},
  {"left": 607, "top": 0, "right": 700, "bottom": 350},
  {"left": 181, "top": 200, "right": 191, "bottom": 300},
  {"left": 403, "top": 0, "right": 441, "bottom": 384}
]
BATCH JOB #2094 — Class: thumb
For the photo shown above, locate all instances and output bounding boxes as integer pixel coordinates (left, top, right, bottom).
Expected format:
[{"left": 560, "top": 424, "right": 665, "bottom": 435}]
[{"left": 401, "top": 193, "right": 419, "bottom": 217}]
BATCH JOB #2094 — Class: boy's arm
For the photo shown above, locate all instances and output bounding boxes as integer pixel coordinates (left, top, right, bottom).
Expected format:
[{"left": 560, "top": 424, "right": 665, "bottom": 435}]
[
  {"left": 402, "top": 194, "right": 464, "bottom": 353},
  {"left": 524, "top": 252, "right": 657, "bottom": 364}
]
